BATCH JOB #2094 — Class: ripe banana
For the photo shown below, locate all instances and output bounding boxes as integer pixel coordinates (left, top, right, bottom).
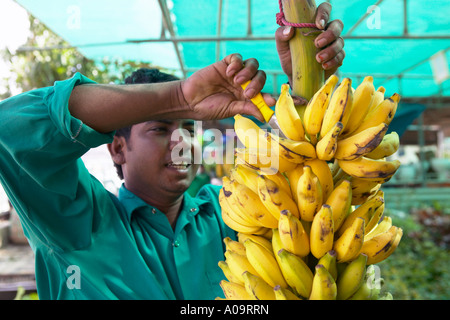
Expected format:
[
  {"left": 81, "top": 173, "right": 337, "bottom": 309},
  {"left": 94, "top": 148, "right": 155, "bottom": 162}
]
[
  {"left": 320, "top": 78, "right": 353, "bottom": 139},
  {"left": 336, "top": 253, "right": 368, "bottom": 300},
  {"left": 333, "top": 217, "right": 365, "bottom": 263},
  {"left": 223, "top": 237, "right": 246, "bottom": 256},
  {"left": 367, "top": 86, "right": 386, "bottom": 115},
  {"left": 337, "top": 194, "right": 384, "bottom": 237},
  {"left": 325, "top": 179, "right": 352, "bottom": 231},
  {"left": 218, "top": 260, "right": 243, "bottom": 285},
  {"left": 267, "top": 133, "right": 317, "bottom": 164},
  {"left": 351, "top": 93, "right": 400, "bottom": 136},
  {"left": 243, "top": 238, "right": 288, "bottom": 288},
  {"left": 304, "top": 159, "right": 334, "bottom": 202},
  {"left": 309, "top": 264, "right": 337, "bottom": 300},
  {"left": 237, "top": 233, "right": 273, "bottom": 252},
  {"left": 257, "top": 174, "right": 300, "bottom": 220},
  {"left": 366, "top": 131, "right": 400, "bottom": 159},
  {"left": 278, "top": 210, "right": 310, "bottom": 257},
  {"left": 334, "top": 123, "right": 389, "bottom": 161},
  {"left": 364, "top": 201, "right": 385, "bottom": 235},
  {"left": 303, "top": 74, "right": 339, "bottom": 144},
  {"left": 224, "top": 249, "right": 258, "bottom": 284},
  {"left": 341, "top": 76, "right": 375, "bottom": 136},
  {"left": 360, "top": 225, "right": 402, "bottom": 265},
  {"left": 220, "top": 280, "right": 253, "bottom": 300},
  {"left": 297, "top": 165, "right": 324, "bottom": 222},
  {"left": 337, "top": 157, "right": 401, "bottom": 182},
  {"left": 277, "top": 248, "right": 314, "bottom": 299},
  {"left": 274, "top": 285, "right": 302, "bottom": 300},
  {"left": 275, "top": 83, "right": 305, "bottom": 141},
  {"left": 316, "top": 121, "right": 344, "bottom": 161},
  {"left": 285, "top": 165, "right": 304, "bottom": 203},
  {"left": 317, "top": 250, "right": 338, "bottom": 280},
  {"left": 242, "top": 271, "right": 276, "bottom": 300},
  {"left": 310, "top": 204, "right": 334, "bottom": 259},
  {"left": 234, "top": 114, "right": 269, "bottom": 151},
  {"left": 365, "top": 216, "right": 392, "bottom": 241}
]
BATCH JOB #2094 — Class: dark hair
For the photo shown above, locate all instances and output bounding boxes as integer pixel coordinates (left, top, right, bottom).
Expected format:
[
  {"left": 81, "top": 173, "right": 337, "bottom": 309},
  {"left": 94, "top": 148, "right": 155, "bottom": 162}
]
[{"left": 113, "top": 68, "right": 180, "bottom": 179}]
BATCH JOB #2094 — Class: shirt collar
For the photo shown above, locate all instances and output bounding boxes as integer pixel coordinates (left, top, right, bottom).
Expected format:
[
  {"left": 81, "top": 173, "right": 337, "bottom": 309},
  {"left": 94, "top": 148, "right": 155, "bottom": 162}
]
[{"left": 118, "top": 184, "right": 211, "bottom": 221}]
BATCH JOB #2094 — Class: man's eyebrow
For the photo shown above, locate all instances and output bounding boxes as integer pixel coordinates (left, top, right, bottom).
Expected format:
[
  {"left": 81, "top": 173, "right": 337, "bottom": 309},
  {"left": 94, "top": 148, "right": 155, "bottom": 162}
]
[{"left": 182, "top": 120, "right": 195, "bottom": 126}]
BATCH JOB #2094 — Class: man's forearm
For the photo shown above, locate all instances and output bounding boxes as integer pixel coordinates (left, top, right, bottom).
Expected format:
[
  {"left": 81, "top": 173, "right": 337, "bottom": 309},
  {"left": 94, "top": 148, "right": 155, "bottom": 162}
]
[{"left": 68, "top": 81, "right": 189, "bottom": 133}]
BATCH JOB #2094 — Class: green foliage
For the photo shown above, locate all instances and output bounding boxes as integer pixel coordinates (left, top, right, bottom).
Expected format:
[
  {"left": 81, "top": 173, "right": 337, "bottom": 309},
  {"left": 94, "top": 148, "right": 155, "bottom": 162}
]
[{"left": 379, "top": 209, "right": 450, "bottom": 300}]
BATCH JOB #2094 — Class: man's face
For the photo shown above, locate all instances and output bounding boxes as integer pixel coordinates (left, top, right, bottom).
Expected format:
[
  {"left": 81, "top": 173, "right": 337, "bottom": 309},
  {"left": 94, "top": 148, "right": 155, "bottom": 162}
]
[{"left": 118, "top": 120, "right": 200, "bottom": 199}]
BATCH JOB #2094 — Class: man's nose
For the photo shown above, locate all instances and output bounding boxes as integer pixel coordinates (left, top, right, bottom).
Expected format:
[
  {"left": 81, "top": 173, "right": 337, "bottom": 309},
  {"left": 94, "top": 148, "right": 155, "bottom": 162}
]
[{"left": 169, "top": 128, "right": 193, "bottom": 151}]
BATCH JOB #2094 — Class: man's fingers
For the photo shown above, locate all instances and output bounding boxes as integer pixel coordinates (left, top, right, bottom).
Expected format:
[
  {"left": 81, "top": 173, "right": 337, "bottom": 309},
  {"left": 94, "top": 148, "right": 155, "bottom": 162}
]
[
  {"left": 316, "top": 36, "right": 344, "bottom": 65},
  {"left": 323, "top": 50, "right": 345, "bottom": 71},
  {"left": 225, "top": 53, "right": 244, "bottom": 77},
  {"left": 315, "top": 2, "right": 332, "bottom": 29},
  {"left": 315, "top": 19, "right": 344, "bottom": 49},
  {"left": 240, "top": 69, "right": 267, "bottom": 99},
  {"left": 233, "top": 58, "right": 260, "bottom": 85}
]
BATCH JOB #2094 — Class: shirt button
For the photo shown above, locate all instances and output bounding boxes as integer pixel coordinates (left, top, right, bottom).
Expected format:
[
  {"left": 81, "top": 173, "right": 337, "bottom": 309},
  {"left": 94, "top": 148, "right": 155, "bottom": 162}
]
[
  {"left": 151, "top": 208, "right": 156, "bottom": 214},
  {"left": 173, "top": 240, "right": 180, "bottom": 247},
  {"left": 190, "top": 208, "right": 197, "bottom": 212}
]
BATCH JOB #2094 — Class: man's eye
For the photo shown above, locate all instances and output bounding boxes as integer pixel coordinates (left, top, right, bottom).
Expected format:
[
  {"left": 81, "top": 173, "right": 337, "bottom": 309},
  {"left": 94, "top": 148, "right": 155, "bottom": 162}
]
[{"left": 150, "top": 127, "right": 167, "bottom": 132}]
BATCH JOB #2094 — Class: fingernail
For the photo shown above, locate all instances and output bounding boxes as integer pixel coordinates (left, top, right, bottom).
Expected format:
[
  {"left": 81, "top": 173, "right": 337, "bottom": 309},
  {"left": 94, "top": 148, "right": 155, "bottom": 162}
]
[
  {"left": 317, "top": 53, "right": 328, "bottom": 63},
  {"left": 283, "top": 26, "right": 292, "bottom": 36},
  {"left": 319, "top": 19, "right": 326, "bottom": 29},
  {"left": 316, "top": 38, "right": 326, "bottom": 48},
  {"left": 245, "top": 88, "right": 256, "bottom": 99}
]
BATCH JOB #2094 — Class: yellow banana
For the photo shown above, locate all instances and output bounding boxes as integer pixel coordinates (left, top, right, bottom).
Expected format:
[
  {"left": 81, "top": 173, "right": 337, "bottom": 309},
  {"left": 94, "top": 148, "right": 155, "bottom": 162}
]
[
  {"left": 366, "top": 131, "right": 400, "bottom": 159},
  {"left": 275, "top": 83, "right": 305, "bottom": 141},
  {"left": 277, "top": 248, "right": 314, "bottom": 299},
  {"left": 227, "top": 177, "right": 279, "bottom": 229},
  {"left": 334, "top": 123, "right": 389, "bottom": 161},
  {"left": 234, "top": 147, "right": 298, "bottom": 174},
  {"left": 285, "top": 165, "right": 304, "bottom": 203},
  {"left": 234, "top": 114, "right": 269, "bottom": 151},
  {"left": 360, "top": 225, "right": 400, "bottom": 265},
  {"left": 278, "top": 210, "right": 310, "bottom": 257},
  {"left": 267, "top": 133, "right": 317, "bottom": 164},
  {"left": 364, "top": 201, "right": 385, "bottom": 235},
  {"left": 348, "top": 264, "right": 382, "bottom": 300},
  {"left": 310, "top": 204, "right": 334, "bottom": 259},
  {"left": 218, "top": 261, "right": 243, "bottom": 285},
  {"left": 224, "top": 249, "right": 259, "bottom": 284},
  {"left": 220, "top": 208, "right": 265, "bottom": 234},
  {"left": 242, "top": 271, "right": 276, "bottom": 300},
  {"left": 341, "top": 76, "right": 375, "bottom": 136},
  {"left": 351, "top": 93, "right": 400, "bottom": 135},
  {"left": 337, "top": 157, "right": 401, "bottom": 182},
  {"left": 333, "top": 217, "right": 365, "bottom": 263},
  {"left": 317, "top": 250, "right": 338, "bottom": 281},
  {"left": 303, "top": 74, "right": 339, "bottom": 144},
  {"left": 305, "top": 159, "right": 334, "bottom": 202},
  {"left": 266, "top": 171, "right": 293, "bottom": 197},
  {"left": 220, "top": 280, "right": 253, "bottom": 300},
  {"left": 224, "top": 237, "right": 246, "bottom": 256},
  {"left": 320, "top": 78, "right": 353, "bottom": 139},
  {"left": 273, "top": 285, "right": 302, "bottom": 300},
  {"left": 229, "top": 164, "right": 259, "bottom": 194},
  {"left": 257, "top": 174, "right": 300, "bottom": 220},
  {"left": 243, "top": 238, "right": 288, "bottom": 288},
  {"left": 350, "top": 177, "right": 380, "bottom": 196},
  {"left": 367, "top": 86, "right": 386, "bottom": 116},
  {"left": 309, "top": 264, "right": 337, "bottom": 300},
  {"left": 297, "top": 165, "right": 324, "bottom": 222},
  {"left": 338, "top": 194, "right": 384, "bottom": 237},
  {"left": 237, "top": 233, "right": 272, "bottom": 252},
  {"left": 325, "top": 179, "right": 352, "bottom": 231},
  {"left": 315, "top": 121, "right": 344, "bottom": 161},
  {"left": 365, "top": 216, "right": 392, "bottom": 241},
  {"left": 221, "top": 177, "right": 264, "bottom": 226},
  {"left": 336, "top": 253, "right": 368, "bottom": 300}
]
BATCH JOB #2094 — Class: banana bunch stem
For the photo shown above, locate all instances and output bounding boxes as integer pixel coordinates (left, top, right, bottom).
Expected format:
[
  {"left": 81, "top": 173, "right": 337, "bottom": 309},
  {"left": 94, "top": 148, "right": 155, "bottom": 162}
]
[{"left": 281, "top": 0, "right": 324, "bottom": 102}]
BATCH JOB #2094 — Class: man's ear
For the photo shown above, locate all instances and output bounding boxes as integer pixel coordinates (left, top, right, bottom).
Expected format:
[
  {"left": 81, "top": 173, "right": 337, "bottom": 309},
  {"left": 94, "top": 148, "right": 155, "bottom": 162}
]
[{"left": 107, "top": 136, "right": 127, "bottom": 166}]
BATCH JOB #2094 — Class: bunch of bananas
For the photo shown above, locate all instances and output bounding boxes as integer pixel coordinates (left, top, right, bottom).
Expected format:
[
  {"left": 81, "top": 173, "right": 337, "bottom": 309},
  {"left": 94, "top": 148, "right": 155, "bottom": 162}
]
[{"left": 217, "top": 75, "right": 403, "bottom": 300}]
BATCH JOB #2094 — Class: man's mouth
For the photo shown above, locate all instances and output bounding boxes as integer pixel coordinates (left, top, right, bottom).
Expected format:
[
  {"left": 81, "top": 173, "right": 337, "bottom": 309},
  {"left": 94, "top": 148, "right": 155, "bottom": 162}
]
[{"left": 166, "top": 161, "right": 192, "bottom": 170}]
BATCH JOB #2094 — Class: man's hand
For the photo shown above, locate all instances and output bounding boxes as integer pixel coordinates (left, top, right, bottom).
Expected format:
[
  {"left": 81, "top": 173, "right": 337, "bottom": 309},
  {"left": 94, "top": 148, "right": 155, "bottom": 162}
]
[
  {"left": 181, "top": 53, "right": 275, "bottom": 122},
  {"left": 275, "top": 2, "right": 345, "bottom": 86}
]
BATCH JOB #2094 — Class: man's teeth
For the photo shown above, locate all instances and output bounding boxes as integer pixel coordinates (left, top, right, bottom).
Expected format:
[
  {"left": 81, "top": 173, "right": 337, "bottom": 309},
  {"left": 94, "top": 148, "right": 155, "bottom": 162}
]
[{"left": 167, "top": 162, "right": 190, "bottom": 169}]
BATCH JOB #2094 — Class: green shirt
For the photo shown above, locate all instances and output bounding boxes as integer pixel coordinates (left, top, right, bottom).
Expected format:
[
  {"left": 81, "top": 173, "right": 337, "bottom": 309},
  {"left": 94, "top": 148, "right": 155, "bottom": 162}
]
[{"left": 0, "top": 73, "right": 236, "bottom": 300}]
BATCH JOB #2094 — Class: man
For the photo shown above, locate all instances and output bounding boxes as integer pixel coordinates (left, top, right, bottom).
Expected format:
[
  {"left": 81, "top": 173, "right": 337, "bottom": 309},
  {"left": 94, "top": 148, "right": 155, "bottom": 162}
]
[{"left": 0, "top": 4, "right": 344, "bottom": 299}]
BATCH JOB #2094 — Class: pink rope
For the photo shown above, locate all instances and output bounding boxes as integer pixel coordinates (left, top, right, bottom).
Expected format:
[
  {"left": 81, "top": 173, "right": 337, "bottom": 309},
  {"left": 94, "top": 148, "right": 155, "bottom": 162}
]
[{"left": 276, "top": 0, "right": 318, "bottom": 29}]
